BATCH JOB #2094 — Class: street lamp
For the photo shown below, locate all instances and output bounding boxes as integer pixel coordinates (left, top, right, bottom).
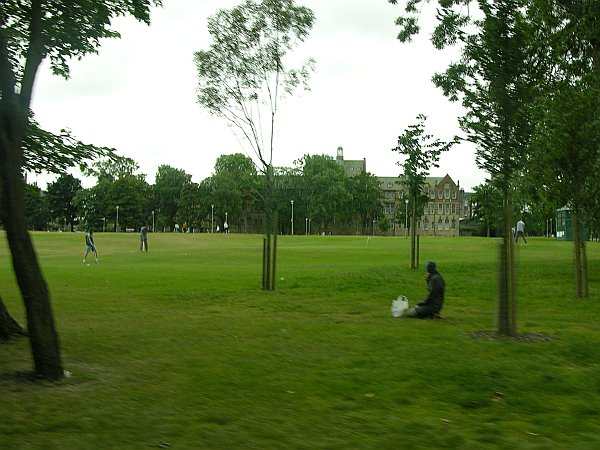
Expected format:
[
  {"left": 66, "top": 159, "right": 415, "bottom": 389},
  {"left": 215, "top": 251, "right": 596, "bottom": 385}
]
[
  {"left": 116, "top": 205, "right": 119, "bottom": 232},
  {"left": 152, "top": 210, "right": 155, "bottom": 233},
  {"left": 372, "top": 218, "right": 376, "bottom": 236},
  {"left": 225, "top": 211, "right": 228, "bottom": 233},
  {"left": 305, "top": 217, "right": 308, "bottom": 235},
  {"left": 102, "top": 217, "right": 106, "bottom": 233},
  {"left": 290, "top": 200, "right": 294, "bottom": 235},
  {"left": 458, "top": 217, "right": 464, "bottom": 237},
  {"left": 211, "top": 204, "right": 214, "bottom": 233}
]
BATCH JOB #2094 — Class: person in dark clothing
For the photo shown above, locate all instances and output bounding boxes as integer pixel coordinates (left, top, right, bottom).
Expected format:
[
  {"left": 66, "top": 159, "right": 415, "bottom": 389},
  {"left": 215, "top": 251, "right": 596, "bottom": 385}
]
[
  {"left": 140, "top": 225, "right": 149, "bottom": 253},
  {"left": 405, "top": 261, "right": 445, "bottom": 318}
]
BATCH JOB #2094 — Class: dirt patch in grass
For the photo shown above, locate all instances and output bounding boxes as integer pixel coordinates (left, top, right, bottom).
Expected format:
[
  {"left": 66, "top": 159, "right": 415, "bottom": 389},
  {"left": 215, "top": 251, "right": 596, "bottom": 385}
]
[{"left": 470, "top": 331, "right": 554, "bottom": 342}]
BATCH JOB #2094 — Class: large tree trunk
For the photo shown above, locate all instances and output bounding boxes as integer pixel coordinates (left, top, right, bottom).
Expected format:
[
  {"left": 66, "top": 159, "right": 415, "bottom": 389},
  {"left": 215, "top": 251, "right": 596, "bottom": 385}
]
[
  {"left": 498, "top": 192, "right": 517, "bottom": 336},
  {"left": 0, "top": 295, "right": 26, "bottom": 341},
  {"left": 572, "top": 211, "right": 589, "bottom": 298},
  {"left": 0, "top": 107, "right": 64, "bottom": 380}
]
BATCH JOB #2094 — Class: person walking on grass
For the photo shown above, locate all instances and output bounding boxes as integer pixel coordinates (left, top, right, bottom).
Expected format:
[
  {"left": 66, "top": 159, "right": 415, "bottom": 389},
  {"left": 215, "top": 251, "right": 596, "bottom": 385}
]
[
  {"left": 515, "top": 219, "right": 527, "bottom": 244},
  {"left": 404, "top": 261, "right": 445, "bottom": 319},
  {"left": 83, "top": 229, "right": 98, "bottom": 264},
  {"left": 140, "top": 225, "right": 149, "bottom": 253}
]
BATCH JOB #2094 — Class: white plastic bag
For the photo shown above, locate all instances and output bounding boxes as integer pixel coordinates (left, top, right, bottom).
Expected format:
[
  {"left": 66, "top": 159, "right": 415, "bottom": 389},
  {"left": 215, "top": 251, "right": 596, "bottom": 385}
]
[{"left": 391, "top": 296, "right": 409, "bottom": 318}]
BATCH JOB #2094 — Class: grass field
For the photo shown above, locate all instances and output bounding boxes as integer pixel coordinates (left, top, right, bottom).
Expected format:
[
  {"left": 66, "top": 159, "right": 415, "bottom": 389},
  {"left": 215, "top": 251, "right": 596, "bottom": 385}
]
[{"left": 1, "top": 232, "right": 600, "bottom": 450}]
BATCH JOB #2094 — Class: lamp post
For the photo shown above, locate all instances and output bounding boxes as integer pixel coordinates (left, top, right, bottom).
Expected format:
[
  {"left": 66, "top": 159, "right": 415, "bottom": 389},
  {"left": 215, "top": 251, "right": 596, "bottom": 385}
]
[
  {"left": 458, "top": 217, "right": 464, "bottom": 237},
  {"left": 152, "top": 210, "right": 155, "bottom": 233},
  {"left": 116, "top": 205, "right": 119, "bottom": 232},
  {"left": 290, "top": 200, "right": 294, "bottom": 235},
  {"left": 211, "top": 204, "right": 214, "bottom": 233},
  {"left": 102, "top": 217, "right": 106, "bottom": 233},
  {"left": 225, "top": 211, "right": 228, "bottom": 233},
  {"left": 305, "top": 217, "right": 308, "bottom": 235},
  {"left": 372, "top": 218, "right": 376, "bottom": 236}
]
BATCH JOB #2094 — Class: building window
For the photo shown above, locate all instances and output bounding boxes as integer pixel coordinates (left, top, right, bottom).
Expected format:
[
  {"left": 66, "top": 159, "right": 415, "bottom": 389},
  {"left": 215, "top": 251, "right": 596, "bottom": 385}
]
[
  {"left": 452, "top": 190, "right": 457, "bottom": 199},
  {"left": 444, "top": 188, "right": 450, "bottom": 199},
  {"left": 438, "top": 190, "right": 443, "bottom": 199}
]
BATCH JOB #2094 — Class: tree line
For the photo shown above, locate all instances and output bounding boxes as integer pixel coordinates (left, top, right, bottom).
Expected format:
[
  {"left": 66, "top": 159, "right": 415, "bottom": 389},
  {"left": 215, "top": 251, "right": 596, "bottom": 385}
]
[{"left": 18, "top": 153, "right": 388, "bottom": 236}]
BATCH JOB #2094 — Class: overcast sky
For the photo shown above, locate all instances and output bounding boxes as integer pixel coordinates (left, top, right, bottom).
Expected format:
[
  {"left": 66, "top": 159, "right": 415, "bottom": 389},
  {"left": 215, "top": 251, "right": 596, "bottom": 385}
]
[{"left": 30, "top": 0, "right": 487, "bottom": 190}]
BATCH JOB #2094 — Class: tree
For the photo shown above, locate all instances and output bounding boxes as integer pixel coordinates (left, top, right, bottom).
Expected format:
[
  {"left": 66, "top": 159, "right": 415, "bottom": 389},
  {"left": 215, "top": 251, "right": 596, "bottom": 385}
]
[
  {"left": 47, "top": 174, "right": 82, "bottom": 231},
  {"left": 347, "top": 172, "right": 383, "bottom": 234},
  {"left": 211, "top": 153, "right": 259, "bottom": 232},
  {"left": 82, "top": 157, "right": 152, "bottom": 231},
  {"left": 176, "top": 182, "right": 207, "bottom": 230},
  {"left": 392, "top": 114, "right": 454, "bottom": 270},
  {"left": 195, "top": 0, "right": 315, "bottom": 290},
  {"left": 471, "top": 182, "right": 503, "bottom": 237},
  {"left": 154, "top": 165, "right": 192, "bottom": 230},
  {"left": 298, "top": 155, "right": 349, "bottom": 233},
  {"left": 0, "top": 0, "right": 161, "bottom": 379},
  {"left": 390, "top": 0, "right": 537, "bottom": 336},
  {"left": 23, "top": 182, "right": 49, "bottom": 231}
]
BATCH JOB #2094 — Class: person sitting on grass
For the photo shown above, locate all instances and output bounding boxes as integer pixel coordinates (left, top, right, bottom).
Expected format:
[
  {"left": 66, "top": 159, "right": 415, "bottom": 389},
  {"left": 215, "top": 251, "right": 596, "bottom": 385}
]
[{"left": 405, "top": 261, "right": 445, "bottom": 318}]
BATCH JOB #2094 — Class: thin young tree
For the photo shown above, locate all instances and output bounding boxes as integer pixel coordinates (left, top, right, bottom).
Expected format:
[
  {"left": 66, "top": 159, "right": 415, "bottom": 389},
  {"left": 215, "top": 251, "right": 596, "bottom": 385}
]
[
  {"left": 392, "top": 114, "right": 455, "bottom": 270},
  {"left": 0, "top": 0, "right": 161, "bottom": 379},
  {"left": 390, "top": 0, "right": 538, "bottom": 335},
  {"left": 195, "top": 0, "right": 315, "bottom": 290}
]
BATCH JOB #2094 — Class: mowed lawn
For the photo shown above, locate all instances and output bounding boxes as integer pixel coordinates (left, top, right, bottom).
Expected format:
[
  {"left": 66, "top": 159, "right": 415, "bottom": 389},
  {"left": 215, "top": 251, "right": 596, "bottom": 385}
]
[{"left": 1, "top": 232, "right": 600, "bottom": 450}]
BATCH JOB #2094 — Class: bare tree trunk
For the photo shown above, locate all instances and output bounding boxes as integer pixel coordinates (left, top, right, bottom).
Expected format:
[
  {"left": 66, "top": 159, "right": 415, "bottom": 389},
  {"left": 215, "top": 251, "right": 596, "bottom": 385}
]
[
  {"left": 498, "top": 192, "right": 517, "bottom": 336},
  {"left": 572, "top": 211, "right": 588, "bottom": 298},
  {"left": 261, "top": 166, "right": 278, "bottom": 291},
  {"left": 410, "top": 195, "right": 417, "bottom": 270},
  {"left": 0, "top": 295, "right": 26, "bottom": 341},
  {"left": 0, "top": 110, "right": 64, "bottom": 380}
]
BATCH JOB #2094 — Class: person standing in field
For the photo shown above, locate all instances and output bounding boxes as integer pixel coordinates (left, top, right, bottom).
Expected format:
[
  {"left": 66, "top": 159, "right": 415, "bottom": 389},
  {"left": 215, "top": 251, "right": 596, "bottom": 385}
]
[
  {"left": 140, "top": 225, "right": 149, "bottom": 253},
  {"left": 83, "top": 229, "right": 98, "bottom": 264},
  {"left": 515, "top": 219, "right": 527, "bottom": 244}
]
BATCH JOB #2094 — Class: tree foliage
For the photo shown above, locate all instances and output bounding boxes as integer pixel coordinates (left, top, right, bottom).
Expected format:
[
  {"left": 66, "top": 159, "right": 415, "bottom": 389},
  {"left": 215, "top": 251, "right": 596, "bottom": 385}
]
[{"left": 195, "top": 0, "right": 315, "bottom": 170}]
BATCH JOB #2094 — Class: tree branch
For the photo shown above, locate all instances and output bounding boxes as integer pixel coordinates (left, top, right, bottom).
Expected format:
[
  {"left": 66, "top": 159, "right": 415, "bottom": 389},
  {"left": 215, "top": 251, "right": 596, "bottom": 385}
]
[
  {"left": 0, "top": 30, "right": 17, "bottom": 101},
  {"left": 20, "top": 0, "right": 44, "bottom": 110}
]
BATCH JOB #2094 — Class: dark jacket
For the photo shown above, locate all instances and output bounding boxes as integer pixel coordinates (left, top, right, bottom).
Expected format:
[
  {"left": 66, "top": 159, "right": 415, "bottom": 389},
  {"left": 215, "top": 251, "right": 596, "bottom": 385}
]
[{"left": 419, "top": 272, "right": 445, "bottom": 313}]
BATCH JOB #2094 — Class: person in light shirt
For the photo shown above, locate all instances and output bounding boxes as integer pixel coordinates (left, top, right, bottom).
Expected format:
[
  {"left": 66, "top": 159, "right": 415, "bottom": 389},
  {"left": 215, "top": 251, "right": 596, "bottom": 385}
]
[{"left": 515, "top": 219, "right": 527, "bottom": 244}]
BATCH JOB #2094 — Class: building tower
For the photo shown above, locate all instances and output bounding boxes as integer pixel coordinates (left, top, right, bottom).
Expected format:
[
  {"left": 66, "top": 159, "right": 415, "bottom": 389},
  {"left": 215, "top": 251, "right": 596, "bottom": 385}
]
[{"left": 337, "top": 146, "right": 344, "bottom": 161}]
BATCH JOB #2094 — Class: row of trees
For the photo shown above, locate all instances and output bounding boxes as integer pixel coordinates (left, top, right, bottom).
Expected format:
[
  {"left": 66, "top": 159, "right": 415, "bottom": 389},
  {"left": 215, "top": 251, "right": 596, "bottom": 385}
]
[{"left": 22, "top": 153, "right": 388, "bottom": 235}]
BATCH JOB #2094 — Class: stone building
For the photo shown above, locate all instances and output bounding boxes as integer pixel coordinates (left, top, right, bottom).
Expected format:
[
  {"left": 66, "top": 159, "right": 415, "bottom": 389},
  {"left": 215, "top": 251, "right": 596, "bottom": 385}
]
[
  {"left": 335, "top": 147, "right": 470, "bottom": 236},
  {"left": 335, "top": 146, "right": 366, "bottom": 177}
]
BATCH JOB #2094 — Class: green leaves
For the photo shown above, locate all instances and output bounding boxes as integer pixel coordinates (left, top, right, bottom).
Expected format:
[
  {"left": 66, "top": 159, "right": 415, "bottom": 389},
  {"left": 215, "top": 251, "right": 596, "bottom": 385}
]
[
  {"left": 1, "top": 0, "right": 162, "bottom": 80},
  {"left": 22, "top": 119, "right": 117, "bottom": 175},
  {"left": 195, "top": 0, "right": 315, "bottom": 167},
  {"left": 392, "top": 114, "right": 456, "bottom": 214}
]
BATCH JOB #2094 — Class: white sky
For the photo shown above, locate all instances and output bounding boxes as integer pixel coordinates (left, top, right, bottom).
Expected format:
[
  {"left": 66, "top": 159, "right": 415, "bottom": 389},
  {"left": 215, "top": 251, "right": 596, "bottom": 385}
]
[{"left": 30, "top": 0, "right": 486, "bottom": 190}]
